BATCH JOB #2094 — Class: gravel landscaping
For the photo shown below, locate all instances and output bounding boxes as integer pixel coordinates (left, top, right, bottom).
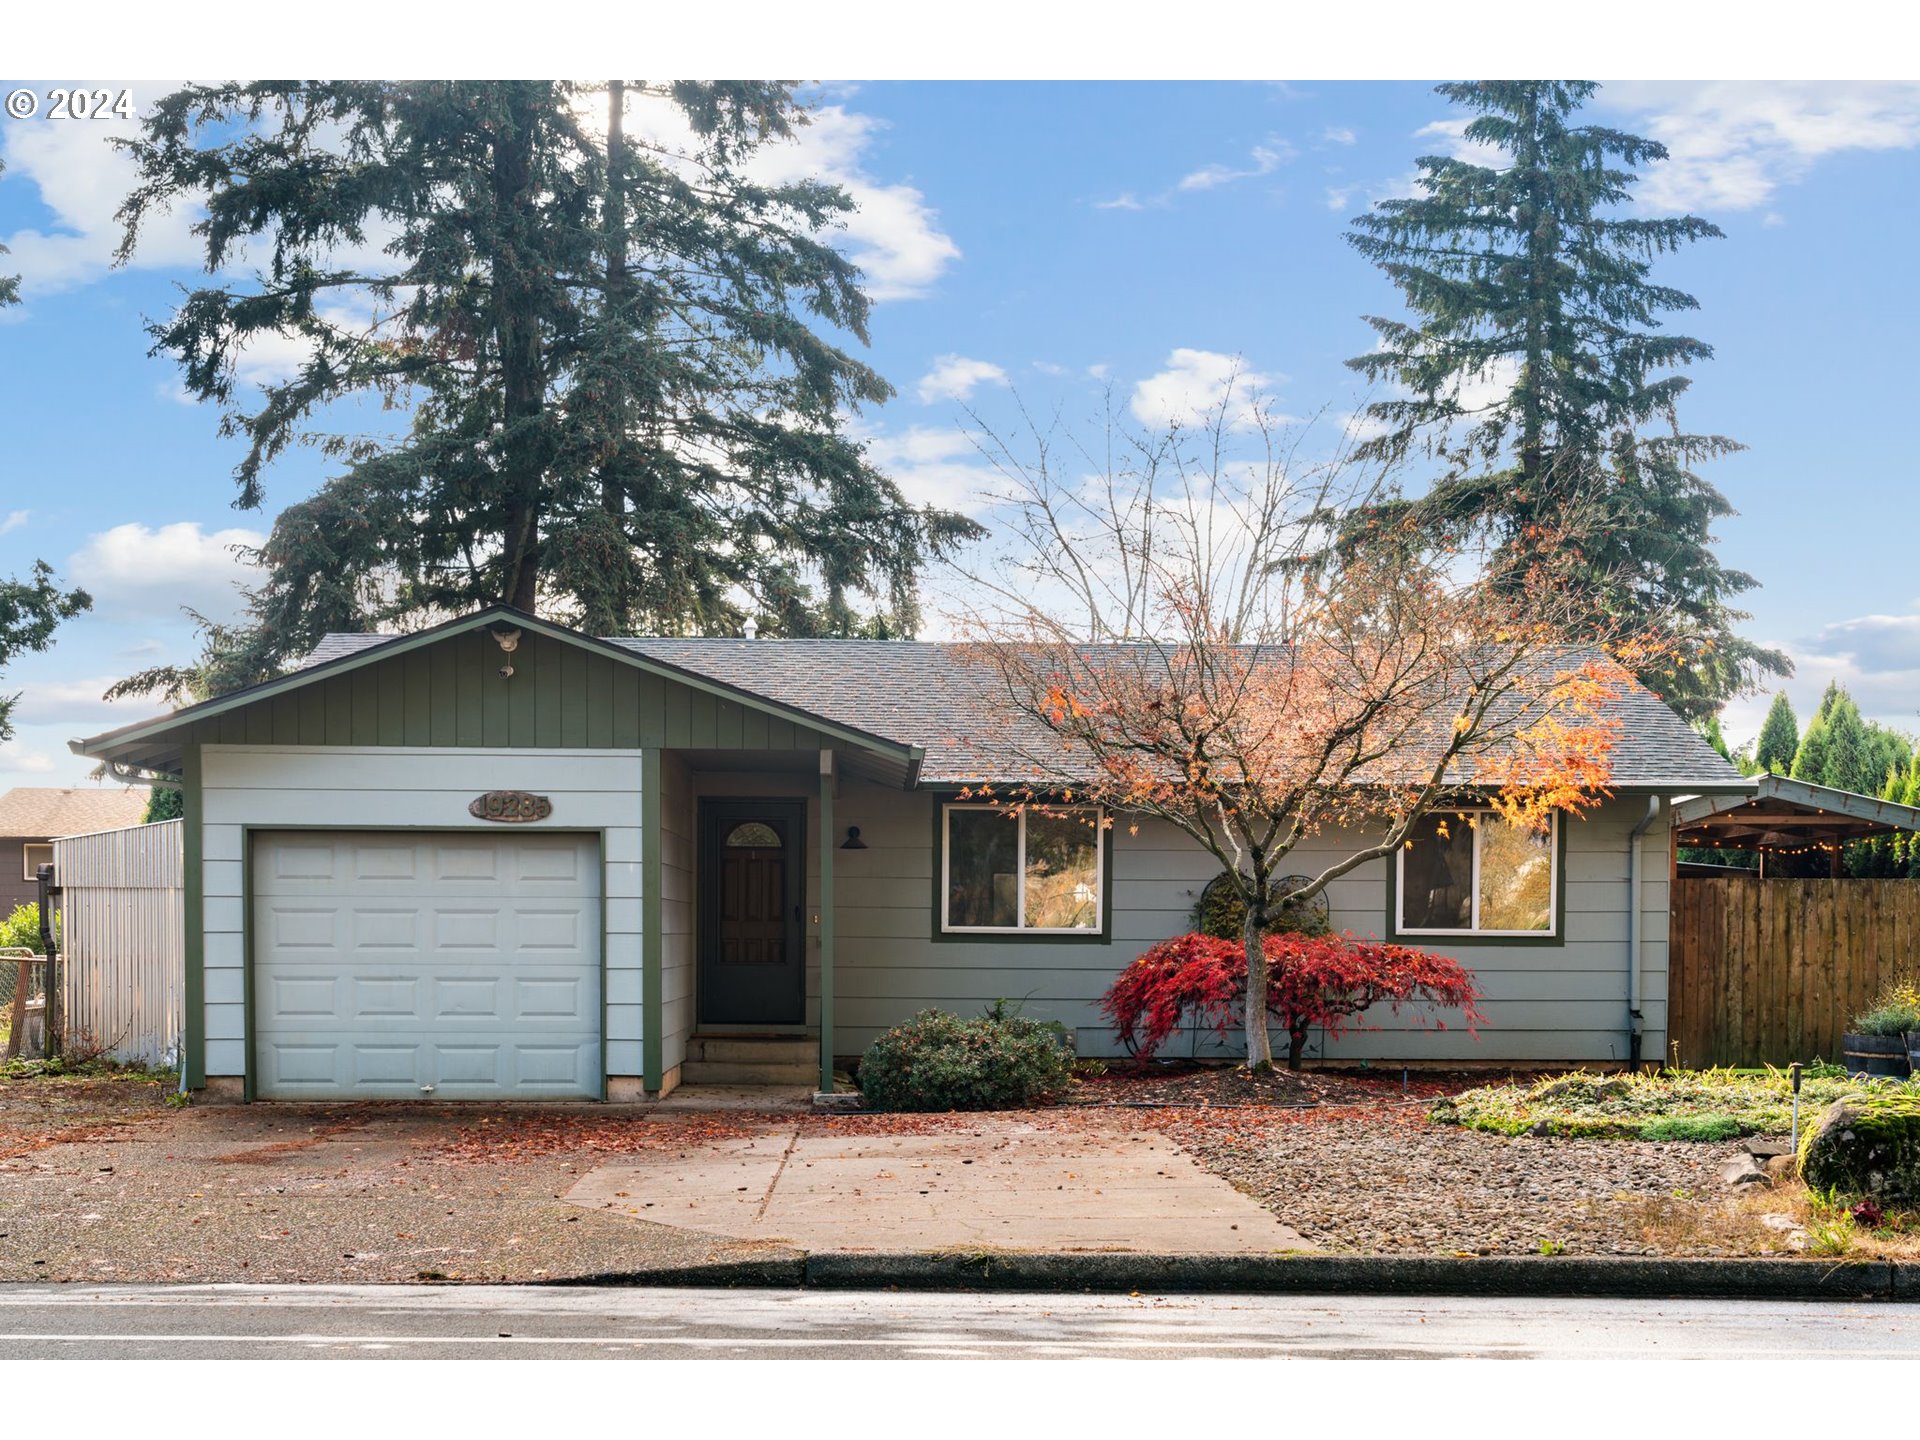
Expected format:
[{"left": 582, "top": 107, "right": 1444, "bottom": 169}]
[{"left": 1149, "top": 1105, "right": 1738, "bottom": 1256}]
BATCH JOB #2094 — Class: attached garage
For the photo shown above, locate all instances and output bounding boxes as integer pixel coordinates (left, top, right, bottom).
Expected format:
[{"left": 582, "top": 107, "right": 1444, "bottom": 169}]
[{"left": 251, "top": 830, "right": 602, "bottom": 1099}]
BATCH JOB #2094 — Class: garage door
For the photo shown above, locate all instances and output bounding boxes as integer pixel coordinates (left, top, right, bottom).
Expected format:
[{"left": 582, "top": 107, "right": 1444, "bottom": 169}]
[{"left": 251, "top": 831, "right": 601, "bottom": 1099}]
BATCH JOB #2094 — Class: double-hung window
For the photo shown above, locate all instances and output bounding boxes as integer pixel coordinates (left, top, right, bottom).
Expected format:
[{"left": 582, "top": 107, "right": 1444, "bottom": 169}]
[
  {"left": 1396, "top": 809, "right": 1557, "bottom": 938},
  {"left": 941, "top": 803, "right": 1103, "bottom": 934}
]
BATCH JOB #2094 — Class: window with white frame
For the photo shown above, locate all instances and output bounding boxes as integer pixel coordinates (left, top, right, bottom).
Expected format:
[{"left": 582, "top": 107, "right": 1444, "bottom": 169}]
[
  {"left": 1396, "top": 810, "right": 1557, "bottom": 937},
  {"left": 941, "top": 804, "right": 1103, "bottom": 933},
  {"left": 21, "top": 843, "right": 52, "bottom": 882}
]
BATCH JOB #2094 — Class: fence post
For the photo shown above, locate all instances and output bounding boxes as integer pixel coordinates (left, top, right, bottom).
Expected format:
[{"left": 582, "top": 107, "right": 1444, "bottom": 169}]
[{"left": 36, "top": 862, "right": 58, "bottom": 1059}]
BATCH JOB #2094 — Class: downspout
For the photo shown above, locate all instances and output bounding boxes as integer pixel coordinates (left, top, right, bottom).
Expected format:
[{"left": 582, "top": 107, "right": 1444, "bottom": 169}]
[{"left": 1627, "top": 796, "right": 1664, "bottom": 1072}]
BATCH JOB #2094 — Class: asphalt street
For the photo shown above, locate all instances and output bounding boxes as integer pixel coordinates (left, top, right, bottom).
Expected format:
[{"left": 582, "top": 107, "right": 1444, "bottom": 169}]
[{"left": 0, "top": 1285, "right": 1913, "bottom": 1359}]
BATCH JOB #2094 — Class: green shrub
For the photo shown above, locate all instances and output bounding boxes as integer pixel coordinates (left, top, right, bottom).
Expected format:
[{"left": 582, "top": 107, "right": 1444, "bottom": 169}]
[
  {"left": 858, "top": 1002, "right": 1074, "bottom": 1112},
  {"left": 1850, "top": 980, "right": 1920, "bottom": 1037},
  {"left": 0, "top": 902, "right": 44, "bottom": 954}
]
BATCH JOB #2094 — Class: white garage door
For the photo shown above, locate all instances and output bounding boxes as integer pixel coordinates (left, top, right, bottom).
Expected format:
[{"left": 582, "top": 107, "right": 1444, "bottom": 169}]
[{"left": 251, "top": 830, "right": 601, "bottom": 1099}]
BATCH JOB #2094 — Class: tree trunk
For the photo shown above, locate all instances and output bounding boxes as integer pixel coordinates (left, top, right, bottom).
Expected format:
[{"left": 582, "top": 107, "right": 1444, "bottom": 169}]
[
  {"left": 1287, "top": 1024, "right": 1309, "bottom": 1071},
  {"left": 492, "top": 85, "right": 546, "bottom": 613},
  {"left": 599, "top": 79, "right": 631, "bottom": 629},
  {"left": 1242, "top": 901, "right": 1275, "bottom": 1071}
]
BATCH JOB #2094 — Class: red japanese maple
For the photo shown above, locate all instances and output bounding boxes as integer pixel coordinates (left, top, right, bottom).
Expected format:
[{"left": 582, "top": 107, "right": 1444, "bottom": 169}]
[{"left": 1103, "top": 930, "right": 1484, "bottom": 1070}]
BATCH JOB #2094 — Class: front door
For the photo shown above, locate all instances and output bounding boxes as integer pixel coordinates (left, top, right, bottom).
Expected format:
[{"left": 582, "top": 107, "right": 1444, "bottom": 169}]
[{"left": 698, "top": 799, "right": 806, "bottom": 1027}]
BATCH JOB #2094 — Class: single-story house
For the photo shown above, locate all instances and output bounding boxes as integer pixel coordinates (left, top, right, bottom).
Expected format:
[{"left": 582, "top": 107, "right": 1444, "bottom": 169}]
[
  {"left": 0, "top": 786, "right": 150, "bottom": 913},
  {"left": 72, "top": 604, "right": 1747, "bottom": 1101}
]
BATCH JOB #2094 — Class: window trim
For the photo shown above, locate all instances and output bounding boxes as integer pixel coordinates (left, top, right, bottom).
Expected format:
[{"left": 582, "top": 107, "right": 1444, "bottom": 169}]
[
  {"left": 21, "top": 843, "right": 52, "bottom": 883},
  {"left": 1389, "top": 809, "right": 1564, "bottom": 945},
  {"left": 935, "top": 801, "right": 1109, "bottom": 940}
]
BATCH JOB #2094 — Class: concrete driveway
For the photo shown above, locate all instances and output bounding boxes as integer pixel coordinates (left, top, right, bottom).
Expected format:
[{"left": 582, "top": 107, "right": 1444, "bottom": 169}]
[{"left": 565, "top": 1116, "right": 1309, "bottom": 1254}]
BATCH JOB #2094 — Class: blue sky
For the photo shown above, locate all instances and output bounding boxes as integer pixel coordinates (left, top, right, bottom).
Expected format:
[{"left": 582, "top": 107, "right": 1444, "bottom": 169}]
[{"left": 3, "top": 79, "right": 1919, "bottom": 785}]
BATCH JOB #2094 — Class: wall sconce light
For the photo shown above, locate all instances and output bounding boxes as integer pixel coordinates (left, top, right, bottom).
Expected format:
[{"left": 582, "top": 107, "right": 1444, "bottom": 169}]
[{"left": 841, "top": 826, "right": 867, "bottom": 850}]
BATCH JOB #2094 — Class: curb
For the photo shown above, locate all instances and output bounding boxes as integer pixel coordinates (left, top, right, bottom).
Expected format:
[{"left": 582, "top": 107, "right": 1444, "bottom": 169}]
[{"left": 544, "top": 1252, "right": 1909, "bottom": 1300}]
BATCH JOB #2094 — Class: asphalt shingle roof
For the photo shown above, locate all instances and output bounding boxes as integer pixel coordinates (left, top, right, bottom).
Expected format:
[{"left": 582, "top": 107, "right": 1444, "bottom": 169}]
[
  {"left": 297, "top": 632, "right": 1743, "bottom": 791},
  {"left": 0, "top": 786, "right": 150, "bottom": 838}
]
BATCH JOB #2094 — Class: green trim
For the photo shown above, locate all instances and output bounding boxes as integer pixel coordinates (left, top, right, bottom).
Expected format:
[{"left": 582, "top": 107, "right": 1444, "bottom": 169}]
[
  {"left": 642, "top": 749, "right": 663, "bottom": 1093},
  {"left": 241, "top": 825, "right": 256, "bottom": 1102},
  {"left": 180, "top": 745, "right": 205, "bottom": 1090},
  {"left": 1384, "top": 810, "right": 1570, "bottom": 949},
  {"left": 928, "top": 797, "right": 1115, "bottom": 946},
  {"left": 75, "top": 604, "right": 915, "bottom": 769},
  {"left": 819, "top": 760, "right": 836, "bottom": 1093}
]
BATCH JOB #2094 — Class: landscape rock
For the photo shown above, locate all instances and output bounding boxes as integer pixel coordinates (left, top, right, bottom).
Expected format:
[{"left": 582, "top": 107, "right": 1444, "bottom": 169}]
[
  {"left": 1719, "top": 1153, "right": 1768, "bottom": 1187},
  {"left": 1743, "top": 1138, "right": 1793, "bottom": 1159},
  {"left": 1799, "top": 1093, "right": 1920, "bottom": 1201},
  {"left": 1763, "top": 1154, "right": 1796, "bottom": 1181}
]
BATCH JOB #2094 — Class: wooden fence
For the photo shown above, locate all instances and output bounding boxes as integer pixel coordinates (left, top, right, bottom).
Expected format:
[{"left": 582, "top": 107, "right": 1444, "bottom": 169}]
[
  {"left": 53, "top": 820, "right": 184, "bottom": 1067},
  {"left": 1669, "top": 876, "right": 1920, "bottom": 1068}
]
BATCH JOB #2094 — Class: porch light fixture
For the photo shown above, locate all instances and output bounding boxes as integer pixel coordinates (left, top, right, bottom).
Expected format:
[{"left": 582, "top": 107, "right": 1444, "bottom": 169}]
[
  {"left": 841, "top": 826, "right": 867, "bottom": 850},
  {"left": 490, "top": 623, "right": 522, "bottom": 679}
]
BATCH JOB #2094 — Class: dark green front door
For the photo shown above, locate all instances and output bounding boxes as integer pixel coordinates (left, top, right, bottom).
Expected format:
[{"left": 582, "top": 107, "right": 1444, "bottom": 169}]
[{"left": 698, "top": 798, "right": 807, "bottom": 1027}]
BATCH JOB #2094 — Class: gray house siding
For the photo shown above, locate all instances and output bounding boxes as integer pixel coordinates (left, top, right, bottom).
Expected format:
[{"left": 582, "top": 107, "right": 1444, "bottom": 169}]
[{"left": 781, "top": 778, "right": 1667, "bottom": 1064}]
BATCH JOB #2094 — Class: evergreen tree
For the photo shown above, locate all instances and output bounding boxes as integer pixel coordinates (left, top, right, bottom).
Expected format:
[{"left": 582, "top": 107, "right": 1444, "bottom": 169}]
[
  {"left": 1791, "top": 709, "right": 1830, "bottom": 786},
  {"left": 1820, "top": 695, "right": 1872, "bottom": 795},
  {"left": 0, "top": 184, "right": 93, "bottom": 738},
  {"left": 113, "top": 82, "right": 980, "bottom": 698},
  {"left": 142, "top": 786, "right": 184, "bottom": 823},
  {"left": 1343, "top": 81, "right": 1786, "bottom": 724},
  {"left": 1753, "top": 692, "right": 1798, "bottom": 775}
]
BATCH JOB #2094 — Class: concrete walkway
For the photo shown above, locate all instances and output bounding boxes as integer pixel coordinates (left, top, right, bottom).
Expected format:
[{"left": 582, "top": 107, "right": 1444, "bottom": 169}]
[{"left": 564, "top": 1117, "right": 1308, "bottom": 1254}]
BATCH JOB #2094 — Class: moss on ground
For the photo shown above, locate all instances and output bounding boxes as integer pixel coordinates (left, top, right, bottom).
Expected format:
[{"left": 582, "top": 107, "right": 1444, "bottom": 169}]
[{"left": 1432, "top": 1065, "right": 1910, "bottom": 1141}]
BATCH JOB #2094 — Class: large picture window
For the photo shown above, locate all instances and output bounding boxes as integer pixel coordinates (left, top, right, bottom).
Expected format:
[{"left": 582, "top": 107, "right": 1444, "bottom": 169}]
[
  {"left": 1397, "top": 810, "right": 1556, "bottom": 937},
  {"left": 942, "top": 804, "right": 1103, "bottom": 934}
]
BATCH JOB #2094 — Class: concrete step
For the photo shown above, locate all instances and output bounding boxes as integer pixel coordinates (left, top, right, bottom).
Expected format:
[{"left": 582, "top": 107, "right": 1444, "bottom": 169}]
[
  {"left": 688, "top": 1035, "right": 814, "bottom": 1065},
  {"left": 680, "top": 1059, "right": 819, "bottom": 1086}
]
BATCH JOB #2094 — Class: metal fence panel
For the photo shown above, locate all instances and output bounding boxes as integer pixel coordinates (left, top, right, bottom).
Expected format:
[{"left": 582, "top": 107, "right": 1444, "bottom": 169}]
[{"left": 53, "top": 820, "right": 184, "bottom": 1067}]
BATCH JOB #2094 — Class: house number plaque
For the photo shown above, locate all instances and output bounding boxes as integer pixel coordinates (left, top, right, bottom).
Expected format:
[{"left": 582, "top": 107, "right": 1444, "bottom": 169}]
[{"left": 469, "top": 790, "right": 553, "bottom": 823}]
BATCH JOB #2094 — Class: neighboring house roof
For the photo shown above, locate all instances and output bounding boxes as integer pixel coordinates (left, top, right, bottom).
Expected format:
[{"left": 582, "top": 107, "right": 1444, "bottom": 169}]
[
  {"left": 293, "top": 622, "right": 1745, "bottom": 791},
  {"left": 0, "top": 786, "right": 149, "bottom": 839}
]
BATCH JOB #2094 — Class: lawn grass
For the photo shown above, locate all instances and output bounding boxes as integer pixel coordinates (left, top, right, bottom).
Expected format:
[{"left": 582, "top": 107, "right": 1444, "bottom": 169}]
[{"left": 1432, "top": 1065, "right": 1912, "bottom": 1141}]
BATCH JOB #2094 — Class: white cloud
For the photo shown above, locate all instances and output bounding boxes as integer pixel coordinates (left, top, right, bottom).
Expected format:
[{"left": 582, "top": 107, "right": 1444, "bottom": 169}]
[
  {"left": 1724, "top": 605, "right": 1920, "bottom": 749},
  {"left": 1094, "top": 192, "right": 1145, "bottom": 211},
  {"left": 1325, "top": 185, "right": 1358, "bottom": 213},
  {"left": 0, "top": 510, "right": 26, "bottom": 536},
  {"left": 861, "top": 425, "right": 998, "bottom": 516},
  {"left": 0, "top": 82, "right": 201, "bottom": 297},
  {"left": 1323, "top": 126, "right": 1357, "bottom": 146},
  {"left": 8, "top": 677, "right": 153, "bottom": 728},
  {"left": 0, "top": 743, "right": 57, "bottom": 775},
  {"left": 1602, "top": 82, "right": 1920, "bottom": 213},
  {"left": 1413, "top": 118, "right": 1507, "bottom": 170},
  {"left": 68, "top": 521, "right": 265, "bottom": 623},
  {"left": 1130, "top": 348, "right": 1282, "bottom": 431},
  {"left": 1178, "top": 140, "right": 1294, "bottom": 193},
  {"left": 916, "top": 354, "right": 1007, "bottom": 405},
  {"left": 734, "top": 103, "right": 960, "bottom": 301}
]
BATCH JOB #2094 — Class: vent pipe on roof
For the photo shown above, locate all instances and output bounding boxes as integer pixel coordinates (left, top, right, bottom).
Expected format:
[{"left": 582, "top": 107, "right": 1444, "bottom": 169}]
[{"left": 743, "top": 618, "right": 759, "bottom": 640}]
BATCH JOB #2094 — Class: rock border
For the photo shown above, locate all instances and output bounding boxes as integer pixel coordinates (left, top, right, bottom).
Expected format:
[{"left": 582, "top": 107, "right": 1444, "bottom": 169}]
[{"left": 547, "top": 1252, "right": 1913, "bottom": 1300}]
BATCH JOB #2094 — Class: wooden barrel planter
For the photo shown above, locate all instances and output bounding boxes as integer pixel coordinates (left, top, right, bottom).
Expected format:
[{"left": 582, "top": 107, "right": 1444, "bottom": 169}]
[{"left": 1842, "top": 1032, "right": 1911, "bottom": 1078}]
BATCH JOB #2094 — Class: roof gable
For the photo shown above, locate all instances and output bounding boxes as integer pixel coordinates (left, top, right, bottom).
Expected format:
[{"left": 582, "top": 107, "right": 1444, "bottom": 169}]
[{"left": 73, "top": 606, "right": 918, "bottom": 776}]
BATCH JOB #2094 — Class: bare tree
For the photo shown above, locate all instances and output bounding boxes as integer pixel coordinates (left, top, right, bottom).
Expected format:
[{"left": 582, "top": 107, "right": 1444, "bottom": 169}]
[{"left": 943, "top": 376, "right": 1639, "bottom": 1070}]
